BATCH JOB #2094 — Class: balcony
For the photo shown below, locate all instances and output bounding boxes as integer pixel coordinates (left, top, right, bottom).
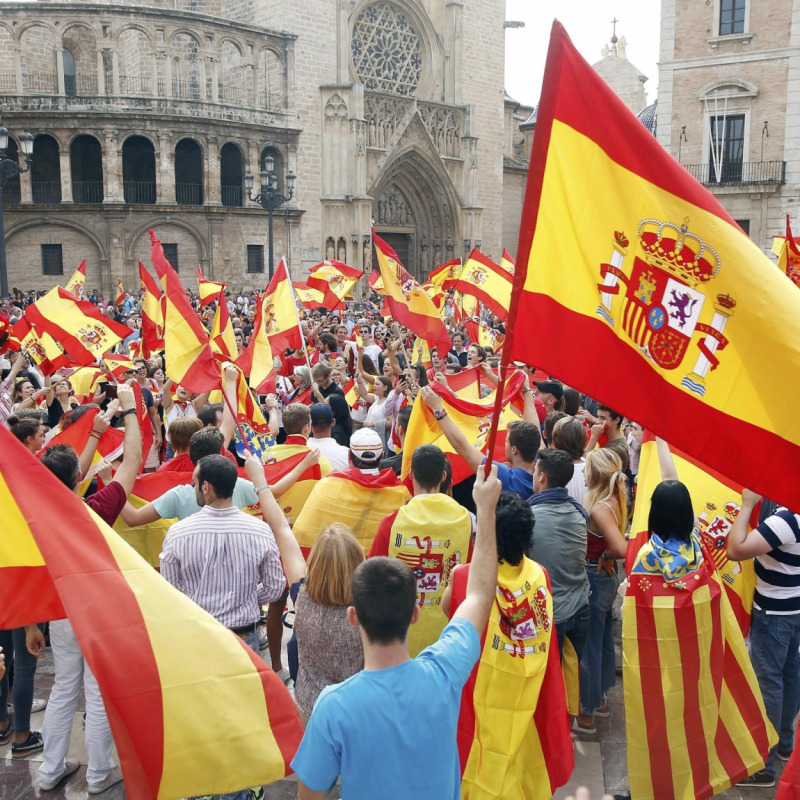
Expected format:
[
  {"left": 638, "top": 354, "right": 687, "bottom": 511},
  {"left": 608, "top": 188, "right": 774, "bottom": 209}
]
[
  {"left": 32, "top": 181, "right": 62, "bottom": 204},
  {"left": 176, "top": 182, "right": 203, "bottom": 205},
  {"left": 221, "top": 185, "right": 243, "bottom": 207},
  {"left": 65, "top": 74, "right": 99, "bottom": 97},
  {"left": 683, "top": 161, "right": 786, "bottom": 187},
  {"left": 72, "top": 181, "right": 104, "bottom": 203},
  {"left": 123, "top": 181, "right": 156, "bottom": 204}
]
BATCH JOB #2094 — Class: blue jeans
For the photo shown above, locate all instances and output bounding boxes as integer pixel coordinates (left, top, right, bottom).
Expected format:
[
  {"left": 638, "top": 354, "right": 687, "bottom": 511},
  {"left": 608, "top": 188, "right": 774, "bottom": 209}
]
[
  {"left": 0, "top": 627, "right": 40, "bottom": 733},
  {"left": 556, "top": 602, "right": 591, "bottom": 663},
  {"left": 218, "top": 630, "right": 260, "bottom": 800},
  {"left": 749, "top": 607, "right": 800, "bottom": 774},
  {"left": 579, "top": 566, "right": 618, "bottom": 715}
]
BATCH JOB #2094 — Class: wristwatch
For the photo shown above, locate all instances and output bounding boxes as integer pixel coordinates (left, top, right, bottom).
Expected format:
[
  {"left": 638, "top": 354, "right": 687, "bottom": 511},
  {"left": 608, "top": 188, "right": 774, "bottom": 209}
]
[
  {"left": 433, "top": 408, "right": 448, "bottom": 421},
  {"left": 253, "top": 483, "right": 269, "bottom": 494}
]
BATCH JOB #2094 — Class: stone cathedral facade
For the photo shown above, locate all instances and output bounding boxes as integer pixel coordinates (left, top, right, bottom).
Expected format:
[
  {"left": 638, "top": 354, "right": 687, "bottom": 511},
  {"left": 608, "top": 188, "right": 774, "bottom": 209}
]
[{"left": 0, "top": 0, "right": 533, "bottom": 294}]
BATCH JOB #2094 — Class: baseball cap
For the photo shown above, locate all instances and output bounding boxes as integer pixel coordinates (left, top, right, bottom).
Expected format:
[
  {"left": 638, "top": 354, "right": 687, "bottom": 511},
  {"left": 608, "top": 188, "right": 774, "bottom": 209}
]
[
  {"left": 349, "top": 428, "right": 384, "bottom": 464},
  {"left": 310, "top": 403, "right": 333, "bottom": 426},
  {"left": 533, "top": 379, "right": 564, "bottom": 400}
]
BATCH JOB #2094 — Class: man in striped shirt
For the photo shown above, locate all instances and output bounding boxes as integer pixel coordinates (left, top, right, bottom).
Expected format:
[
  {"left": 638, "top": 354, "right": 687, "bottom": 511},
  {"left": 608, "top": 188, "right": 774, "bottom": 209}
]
[{"left": 728, "top": 490, "right": 800, "bottom": 787}]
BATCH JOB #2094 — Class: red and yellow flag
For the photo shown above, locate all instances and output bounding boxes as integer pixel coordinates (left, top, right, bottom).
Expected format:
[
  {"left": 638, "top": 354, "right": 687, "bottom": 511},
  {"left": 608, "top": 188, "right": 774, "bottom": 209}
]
[
  {"left": 210, "top": 288, "right": 238, "bottom": 361},
  {"left": 429, "top": 258, "right": 463, "bottom": 289},
  {"left": 499, "top": 249, "right": 516, "bottom": 276},
  {"left": 262, "top": 442, "right": 328, "bottom": 528},
  {"left": 451, "top": 559, "right": 573, "bottom": 800},
  {"left": 115, "top": 277, "right": 125, "bottom": 306},
  {"left": 64, "top": 259, "right": 87, "bottom": 297},
  {"left": 197, "top": 264, "right": 228, "bottom": 306},
  {"left": 10, "top": 317, "right": 71, "bottom": 375},
  {"left": 103, "top": 353, "right": 136, "bottom": 382},
  {"left": 307, "top": 260, "right": 364, "bottom": 311},
  {"left": 624, "top": 533, "right": 776, "bottom": 800},
  {"left": 775, "top": 214, "right": 800, "bottom": 287},
  {"left": 367, "top": 270, "right": 386, "bottom": 295},
  {"left": 465, "top": 319, "right": 505, "bottom": 353},
  {"left": 151, "top": 231, "right": 220, "bottom": 393},
  {"left": 25, "top": 287, "right": 133, "bottom": 367},
  {"left": 293, "top": 468, "right": 410, "bottom": 554},
  {"left": 504, "top": 22, "right": 800, "bottom": 512},
  {"left": 777, "top": 748, "right": 800, "bottom": 800},
  {"left": 292, "top": 282, "right": 326, "bottom": 310},
  {"left": 0, "top": 430, "right": 304, "bottom": 800},
  {"left": 627, "top": 436, "right": 756, "bottom": 635},
  {"left": 453, "top": 250, "right": 513, "bottom": 322},
  {"left": 401, "top": 373, "right": 524, "bottom": 486},
  {"left": 421, "top": 281, "right": 447, "bottom": 310},
  {"left": 373, "top": 232, "right": 451, "bottom": 356},
  {"left": 139, "top": 261, "right": 165, "bottom": 357}
]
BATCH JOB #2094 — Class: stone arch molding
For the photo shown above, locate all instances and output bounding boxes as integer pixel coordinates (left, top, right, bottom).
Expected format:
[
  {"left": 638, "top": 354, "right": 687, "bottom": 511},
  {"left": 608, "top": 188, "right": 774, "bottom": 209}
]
[
  {"left": 125, "top": 217, "right": 209, "bottom": 262},
  {"left": 697, "top": 79, "right": 759, "bottom": 101},
  {"left": 5, "top": 217, "right": 108, "bottom": 262}
]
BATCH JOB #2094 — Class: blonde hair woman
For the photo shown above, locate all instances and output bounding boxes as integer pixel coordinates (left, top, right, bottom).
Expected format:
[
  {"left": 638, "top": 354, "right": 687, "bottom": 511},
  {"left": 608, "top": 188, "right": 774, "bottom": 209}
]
[
  {"left": 576, "top": 448, "right": 628, "bottom": 734},
  {"left": 294, "top": 524, "right": 365, "bottom": 718}
]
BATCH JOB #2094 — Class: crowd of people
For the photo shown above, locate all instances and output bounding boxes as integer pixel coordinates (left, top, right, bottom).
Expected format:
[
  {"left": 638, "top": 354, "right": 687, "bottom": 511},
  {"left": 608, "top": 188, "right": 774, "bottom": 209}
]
[{"left": 0, "top": 281, "right": 797, "bottom": 800}]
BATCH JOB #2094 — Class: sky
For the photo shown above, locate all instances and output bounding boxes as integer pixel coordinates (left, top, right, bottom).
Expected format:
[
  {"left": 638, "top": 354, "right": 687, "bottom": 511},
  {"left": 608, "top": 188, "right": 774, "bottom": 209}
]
[{"left": 504, "top": 0, "right": 662, "bottom": 109}]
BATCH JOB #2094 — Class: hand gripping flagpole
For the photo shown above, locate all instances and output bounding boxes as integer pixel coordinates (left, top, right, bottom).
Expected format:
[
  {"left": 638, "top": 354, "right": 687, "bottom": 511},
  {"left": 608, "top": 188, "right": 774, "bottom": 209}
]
[{"left": 220, "top": 365, "right": 254, "bottom": 455}]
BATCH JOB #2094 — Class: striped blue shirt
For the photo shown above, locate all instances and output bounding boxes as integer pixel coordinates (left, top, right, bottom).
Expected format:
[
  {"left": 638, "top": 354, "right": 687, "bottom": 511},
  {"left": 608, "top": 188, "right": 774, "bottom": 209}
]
[{"left": 754, "top": 508, "right": 800, "bottom": 615}]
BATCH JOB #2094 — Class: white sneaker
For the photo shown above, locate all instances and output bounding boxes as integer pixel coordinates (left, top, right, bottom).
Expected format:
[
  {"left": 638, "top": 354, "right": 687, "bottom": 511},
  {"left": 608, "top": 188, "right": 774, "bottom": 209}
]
[
  {"left": 8, "top": 697, "right": 47, "bottom": 714},
  {"left": 39, "top": 758, "right": 80, "bottom": 791},
  {"left": 273, "top": 667, "right": 292, "bottom": 685},
  {"left": 88, "top": 766, "right": 124, "bottom": 794}
]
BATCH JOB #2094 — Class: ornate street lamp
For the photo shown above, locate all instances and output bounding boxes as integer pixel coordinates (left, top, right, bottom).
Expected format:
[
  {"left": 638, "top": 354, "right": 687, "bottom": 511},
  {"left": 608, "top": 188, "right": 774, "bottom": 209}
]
[
  {"left": 0, "top": 123, "right": 34, "bottom": 298},
  {"left": 244, "top": 155, "right": 296, "bottom": 280}
]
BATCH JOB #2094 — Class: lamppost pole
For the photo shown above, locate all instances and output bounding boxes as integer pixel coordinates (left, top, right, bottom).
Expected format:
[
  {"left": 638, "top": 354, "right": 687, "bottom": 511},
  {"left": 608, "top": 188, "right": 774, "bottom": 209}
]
[
  {"left": 0, "top": 122, "right": 34, "bottom": 299},
  {"left": 244, "top": 154, "right": 296, "bottom": 280}
]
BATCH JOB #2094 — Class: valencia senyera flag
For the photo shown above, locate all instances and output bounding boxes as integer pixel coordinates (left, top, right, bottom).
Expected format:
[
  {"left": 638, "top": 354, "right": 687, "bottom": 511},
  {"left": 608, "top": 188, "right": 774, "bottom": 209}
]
[{"left": 504, "top": 21, "right": 800, "bottom": 512}]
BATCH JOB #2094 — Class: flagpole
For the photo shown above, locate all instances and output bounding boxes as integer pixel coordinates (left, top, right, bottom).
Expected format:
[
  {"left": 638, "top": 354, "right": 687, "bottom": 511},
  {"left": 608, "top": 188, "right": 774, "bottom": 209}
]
[{"left": 285, "top": 259, "right": 313, "bottom": 371}]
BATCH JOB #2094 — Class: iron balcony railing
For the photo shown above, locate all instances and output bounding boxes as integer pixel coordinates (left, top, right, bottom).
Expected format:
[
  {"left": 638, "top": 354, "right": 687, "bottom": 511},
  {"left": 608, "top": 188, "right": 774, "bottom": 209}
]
[
  {"left": 119, "top": 75, "right": 152, "bottom": 95},
  {"left": 65, "top": 74, "right": 99, "bottom": 96},
  {"left": 0, "top": 74, "right": 16, "bottom": 92},
  {"left": 221, "top": 185, "right": 243, "bottom": 207},
  {"left": 123, "top": 181, "right": 156, "bottom": 204},
  {"left": 32, "top": 181, "right": 62, "bottom": 204},
  {"left": 176, "top": 182, "right": 203, "bottom": 205},
  {"left": 2, "top": 180, "right": 21, "bottom": 204},
  {"left": 26, "top": 73, "right": 58, "bottom": 94},
  {"left": 683, "top": 160, "right": 786, "bottom": 186},
  {"left": 72, "top": 181, "right": 104, "bottom": 203}
]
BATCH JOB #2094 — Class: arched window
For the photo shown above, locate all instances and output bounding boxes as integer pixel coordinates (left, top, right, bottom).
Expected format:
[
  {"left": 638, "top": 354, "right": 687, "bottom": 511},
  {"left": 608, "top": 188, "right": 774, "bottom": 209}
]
[
  {"left": 175, "top": 138, "right": 204, "bottom": 205},
  {"left": 259, "top": 146, "right": 284, "bottom": 193},
  {"left": 63, "top": 47, "right": 77, "bottom": 96},
  {"left": 122, "top": 135, "right": 156, "bottom": 204},
  {"left": 31, "top": 135, "right": 62, "bottom": 204},
  {"left": 70, "top": 135, "right": 103, "bottom": 203},
  {"left": 3, "top": 138, "right": 21, "bottom": 203},
  {"left": 220, "top": 142, "right": 243, "bottom": 207}
]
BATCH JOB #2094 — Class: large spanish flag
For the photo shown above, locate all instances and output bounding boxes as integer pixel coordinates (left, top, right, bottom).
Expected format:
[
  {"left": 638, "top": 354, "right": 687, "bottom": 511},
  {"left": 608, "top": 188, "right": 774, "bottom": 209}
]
[
  {"left": 624, "top": 533, "right": 776, "bottom": 800},
  {"left": 64, "top": 259, "right": 87, "bottom": 297},
  {"left": 25, "top": 287, "right": 133, "bottom": 366},
  {"left": 139, "top": 261, "right": 165, "bottom": 357},
  {"left": 454, "top": 250, "right": 512, "bottom": 322},
  {"left": 197, "top": 264, "right": 228, "bottom": 306},
  {"left": 293, "top": 467, "right": 410, "bottom": 554},
  {"left": 373, "top": 232, "right": 451, "bottom": 356},
  {"left": 505, "top": 22, "right": 800, "bottom": 512},
  {"left": 209, "top": 287, "right": 238, "bottom": 360},
  {"left": 151, "top": 230, "right": 220, "bottom": 393},
  {"left": 401, "top": 373, "right": 525, "bottom": 486},
  {"left": 627, "top": 436, "right": 756, "bottom": 635},
  {"left": 0, "top": 428, "right": 304, "bottom": 800},
  {"left": 307, "top": 260, "right": 364, "bottom": 311},
  {"left": 450, "top": 559, "right": 573, "bottom": 800},
  {"left": 10, "top": 317, "right": 71, "bottom": 375}
]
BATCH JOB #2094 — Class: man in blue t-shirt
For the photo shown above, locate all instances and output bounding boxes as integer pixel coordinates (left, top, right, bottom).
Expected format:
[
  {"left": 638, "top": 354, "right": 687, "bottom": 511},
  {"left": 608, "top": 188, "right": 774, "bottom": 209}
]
[
  {"left": 419, "top": 385, "right": 540, "bottom": 501},
  {"left": 291, "top": 464, "right": 502, "bottom": 800}
]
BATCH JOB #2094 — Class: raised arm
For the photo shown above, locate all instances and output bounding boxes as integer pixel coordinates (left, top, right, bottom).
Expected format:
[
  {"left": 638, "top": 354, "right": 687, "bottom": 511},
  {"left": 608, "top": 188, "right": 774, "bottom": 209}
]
[
  {"left": 77, "top": 405, "right": 114, "bottom": 478},
  {"left": 272, "top": 448, "right": 320, "bottom": 498},
  {"left": 726, "top": 489, "right": 771, "bottom": 561},
  {"left": 420, "top": 385, "right": 483, "bottom": 474},
  {"left": 452, "top": 463, "right": 501, "bottom": 633},
  {"left": 220, "top": 365, "right": 238, "bottom": 448},
  {"left": 161, "top": 378, "right": 175, "bottom": 414},
  {"left": 264, "top": 393, "right": 280, "bottom": 437},
  {"left": 108, "top": 384, "right": 143, "bottom": 497},
  {"left": 655, "top": 436, "right": 679, "bottom": 481},
  {"left": 244, "top": 451, "right": 306, "bottom": 584}
]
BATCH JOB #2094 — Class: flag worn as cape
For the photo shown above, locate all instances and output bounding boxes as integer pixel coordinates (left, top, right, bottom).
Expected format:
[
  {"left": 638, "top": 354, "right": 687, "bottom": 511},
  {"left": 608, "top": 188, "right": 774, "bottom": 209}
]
[
  {"left": 259, "top": 443, "right": 328, "bottom": 528},
  {"left": 627, "top": 436, "right": 756, "bottom": 635},
  {"left": 624, "top": 532, "right": 776, "bottom": 800},
  {"left": 151, "top": 231, "right": 220, "bottom": 393},
  {"left": 139, "top": 261, "right": 165, "bottom": 357},
  {"left": 401, "top": 373, "right": 524, "bottom": 486},
  {"left": 450, "top": 559, "right": 573, "bottom": 800},
  {"left": 25, "top": 287, "right": 132, "bottom": 367},
  {"left": 64, "top": 259, "right": 87, "bottom": 297},
  {"left": 307, "top": 260, "right": 364, "bottom": 311},
  {"left": 504, "top": 21, "right": 800, "bottom": 513},
  {"left": 373, "top": 232, "right": 451, "bottom": 356},
  {"left": 0, "top": 428, "right": 304, "bottom": 800},
  {"left": 197, "top": 264, "right": 228, "bottom": 306},
  {"left": 454, "top": 250, "right": 512, "bottom": 322},
  {"left": 293, "top": 467, "right": 410, "bottom": 554}
]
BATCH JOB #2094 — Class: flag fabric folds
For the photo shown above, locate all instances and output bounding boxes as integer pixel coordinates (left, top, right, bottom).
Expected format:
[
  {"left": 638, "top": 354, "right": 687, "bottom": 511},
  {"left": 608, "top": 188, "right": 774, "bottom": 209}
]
[
  {"left": 400, "top": 373, "right": 524, "bottom": 486},
  {"left": 292, "top": 282, "right": 326, "bottom": 310},
  {"left": 25, "top": 287, "right": 132, "bottom": 367},
  {"left": 151, "top": 231, "right": 220, "bottom": 393},
  {"left": 499, "top": 249, "right": 516, "bottom": 276},
  {"left": 450, "top": 559, "right": 573, "bottom": 800},
  {"left": 307, "top": 260, "right": 364, "bottom": 311},
  {"left": 775, "top": 214, "right": 800, "bottom": 287},
  {"left": 104, "top": 354, "right": 136, "bottom": 382},
  {"left": 623, "top": 532, "right": 776, "bottom": 800},
  {"left": 115, "top": 277, "right": 125, "bottom": 306},
  {"left": 64, "top": 259, "right": 87, "bottom": 297},
  {"left": 139, "top": 261, "right": 165, "bottom": 357},
  {"left": 627, "top": 436, "right": 756, "bottom": 635},
  {"left": 777, "top": 748, "right": 800, "bottom": 800},
  {"left": 428, "top": 258, "right": 463, "bottom": 289},
  {"left": 197, "top": 264, "right": 228, "bottom": 306},
  {"left": 465, "top": 319, "right": 505, "bottom": 353},
  {"left": 210, "top": 288, "right": 239, "bottom": 360},
  {"left": 10, "top": 318, "right": 71, "bottom": 374},
  {"left": 453, "top": 250, "right": 513, "bottom": 322},
  {"left": 373, "top": 232, "right": 451, "bottom": 356},
  {"left": 0, "top": 429, "right": 304, "bottom": 800},
  {"left": 504, "top": 21, "right": 800, "bottom": 513}
]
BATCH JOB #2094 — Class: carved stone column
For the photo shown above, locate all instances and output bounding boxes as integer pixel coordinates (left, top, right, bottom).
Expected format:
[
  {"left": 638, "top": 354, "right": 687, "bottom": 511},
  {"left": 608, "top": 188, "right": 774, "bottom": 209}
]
[
  {"left": 59, "top": 145, "right": 73, "bottom": 203},
  {"left": 157, "top": 132, "right": 176, "bottom": 204}
]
